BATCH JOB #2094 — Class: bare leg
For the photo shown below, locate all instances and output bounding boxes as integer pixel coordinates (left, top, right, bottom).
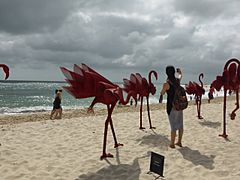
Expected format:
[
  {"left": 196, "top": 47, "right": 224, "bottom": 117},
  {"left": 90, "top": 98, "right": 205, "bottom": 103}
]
[
  {"left": 169, "top": 131, "right": 176, "bottom": 148},
  {"left": 176, "top": 129, "right": 183, "bottom": 147},
  {"left": 50, "top": 109, "right": 56, "bottom": 119},
  {"left": 59, "top": 108, "right": 62, "bottom": 119},
  {"left": 54, "top": 109, "right": 60, "bottom": 119}
]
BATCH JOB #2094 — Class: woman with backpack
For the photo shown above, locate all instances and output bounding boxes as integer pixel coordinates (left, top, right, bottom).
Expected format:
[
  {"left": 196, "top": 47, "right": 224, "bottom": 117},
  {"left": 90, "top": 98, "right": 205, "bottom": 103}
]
[{"left": 159, "top": 66, "right": 184, "bottom": 148}]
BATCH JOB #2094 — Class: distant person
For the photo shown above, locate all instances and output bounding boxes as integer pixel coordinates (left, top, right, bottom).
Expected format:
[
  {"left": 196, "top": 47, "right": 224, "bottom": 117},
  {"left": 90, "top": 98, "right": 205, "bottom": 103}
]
[
  {"left": 50, "top": 89, "right": 62, "bottom": 119},
  {"left": 229, "top": 90, "right": 232, "bottom": 96},
  {"left": 130, "top": 98, "right": 133, "bottom": 106},
  {"left": 208, "top": 87, "right": 214, "bottom": 103},
  {"left": 118, "top": 101, "right": 122, "bottom": 107},
  {"left": 159, "top": 66, "right": 184, "bottom": 148}
]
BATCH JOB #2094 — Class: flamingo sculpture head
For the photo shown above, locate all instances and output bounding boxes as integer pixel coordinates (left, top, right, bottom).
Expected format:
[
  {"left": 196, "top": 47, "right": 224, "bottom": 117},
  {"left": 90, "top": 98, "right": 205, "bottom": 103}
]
[
  {"left": 0, "top": 64, "right": 9, "bottom": 80},
  {"left": 148, "top": 70, "right": 158, "bottom": 95}
]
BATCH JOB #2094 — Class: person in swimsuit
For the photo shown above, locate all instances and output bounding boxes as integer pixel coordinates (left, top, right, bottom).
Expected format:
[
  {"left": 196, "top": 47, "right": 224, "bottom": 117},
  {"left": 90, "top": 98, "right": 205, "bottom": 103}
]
[
  {"left": 50, "top": 89, "right": 62, "bottom": 119},
  {"left": 159, "top": 66, "right": 183, "bottom": 148}
]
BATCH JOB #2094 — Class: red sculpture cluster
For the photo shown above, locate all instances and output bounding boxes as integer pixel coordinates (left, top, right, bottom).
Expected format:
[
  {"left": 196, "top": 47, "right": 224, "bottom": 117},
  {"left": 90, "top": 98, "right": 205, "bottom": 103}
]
[
  {"left": 185, "top": 73, "right": 205, "bottom": 119},
  {"left": 0, "top": 64, "right": 9, "bottom": 80},
  {"left": 123, "top": 71, "right": 158, "bottom": 129},
  {"left": 209, "top": 58, "right": 240, "bottom": 138},
  {"left": 59, "top": 58, "right": 239, "bottom": 159},
  {"left": 60, "top": 64, "right": 137, "bottom": 159}
]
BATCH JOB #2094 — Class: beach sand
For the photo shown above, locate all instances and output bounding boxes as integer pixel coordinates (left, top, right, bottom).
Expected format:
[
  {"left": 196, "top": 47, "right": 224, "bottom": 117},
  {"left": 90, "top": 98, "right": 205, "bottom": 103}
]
[{"left": 0, "top": 96, "right": 240, "bottom": 180}]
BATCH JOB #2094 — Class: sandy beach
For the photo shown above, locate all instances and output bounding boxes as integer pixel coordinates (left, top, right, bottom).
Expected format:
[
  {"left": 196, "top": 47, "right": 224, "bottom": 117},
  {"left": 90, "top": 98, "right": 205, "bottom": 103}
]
[{"left": 0, "top": 96, "right": 240, "bottom": 180}]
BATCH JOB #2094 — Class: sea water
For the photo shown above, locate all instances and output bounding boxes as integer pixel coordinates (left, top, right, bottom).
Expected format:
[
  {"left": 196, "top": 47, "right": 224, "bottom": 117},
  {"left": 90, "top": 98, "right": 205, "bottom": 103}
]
[
  {"left": 0, "top": 81, "right": 223, "bottom": 114},
  {"left": 0, "top": 81, "right": 161, "bottom": 114}
]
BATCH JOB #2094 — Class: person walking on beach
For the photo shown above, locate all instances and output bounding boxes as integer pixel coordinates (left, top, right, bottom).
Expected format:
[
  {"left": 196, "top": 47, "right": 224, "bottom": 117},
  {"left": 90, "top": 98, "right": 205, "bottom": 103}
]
[
  {"left": 159, "top": 66, "right": 184, "bottom": 148},
  {"left": 50, "top": 89, "right": 62, "bottom": 119}
]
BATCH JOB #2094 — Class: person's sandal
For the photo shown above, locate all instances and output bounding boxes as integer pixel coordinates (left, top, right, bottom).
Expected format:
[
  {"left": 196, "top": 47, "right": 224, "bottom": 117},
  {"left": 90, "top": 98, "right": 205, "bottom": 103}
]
[
  {"left": 175, "top": 142, "right": 182, "bottom": 147},
  {"left": 169, "top": 144, "right": 175, "bottom": 148}
]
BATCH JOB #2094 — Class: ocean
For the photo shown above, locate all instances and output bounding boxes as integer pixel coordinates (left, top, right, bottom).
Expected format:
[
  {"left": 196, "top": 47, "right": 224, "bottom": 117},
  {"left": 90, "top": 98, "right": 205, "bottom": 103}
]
[
  {"left": 0, "top": 81, "right": 223, "bottom": 114},
  {"left": 0, "top": 81, "right": 161, "bottom": 114}
]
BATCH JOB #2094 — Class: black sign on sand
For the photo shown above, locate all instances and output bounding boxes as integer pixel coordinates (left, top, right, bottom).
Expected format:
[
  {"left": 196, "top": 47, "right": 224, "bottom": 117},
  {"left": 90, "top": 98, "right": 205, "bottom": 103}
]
[{"left": 149, "top": 152, "right": 165, "bottom": 177}]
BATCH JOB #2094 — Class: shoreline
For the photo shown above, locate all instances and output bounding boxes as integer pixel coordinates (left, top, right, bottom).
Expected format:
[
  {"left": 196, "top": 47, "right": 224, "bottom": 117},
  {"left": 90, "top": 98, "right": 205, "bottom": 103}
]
[{"left": 0, "top": 95, "right": 236, "bottom": 125}]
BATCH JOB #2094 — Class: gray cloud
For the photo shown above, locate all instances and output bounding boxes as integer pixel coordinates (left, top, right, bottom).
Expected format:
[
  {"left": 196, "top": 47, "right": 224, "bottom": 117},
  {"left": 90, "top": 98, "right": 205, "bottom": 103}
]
[
  {"left": 0, "top": 0, "right": 240, "bottom": 83},
  {"left": 173, "top": 0, "right": 240, "bottom": 19},
  {"left": 0, "top": 0, "right": 77, "bottom": 34}
]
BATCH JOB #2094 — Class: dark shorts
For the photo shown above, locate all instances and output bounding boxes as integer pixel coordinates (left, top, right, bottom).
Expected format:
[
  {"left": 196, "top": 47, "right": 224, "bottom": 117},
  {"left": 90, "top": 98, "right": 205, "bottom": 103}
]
[{"left": 53, "top": 105, "right": 61, "bottom": 110}]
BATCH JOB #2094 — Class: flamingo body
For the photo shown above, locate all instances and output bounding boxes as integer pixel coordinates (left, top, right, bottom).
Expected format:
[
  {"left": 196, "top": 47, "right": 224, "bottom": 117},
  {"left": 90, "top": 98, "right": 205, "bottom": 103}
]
[{"left": 123, "top": 70, "right": 158, "bottom": 129}]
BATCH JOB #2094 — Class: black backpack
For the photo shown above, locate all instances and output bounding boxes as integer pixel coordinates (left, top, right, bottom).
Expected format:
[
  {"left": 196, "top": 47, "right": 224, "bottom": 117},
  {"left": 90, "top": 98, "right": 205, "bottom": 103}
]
[{"left": 169, "top": 80, "right": 188, "bottom": 111}]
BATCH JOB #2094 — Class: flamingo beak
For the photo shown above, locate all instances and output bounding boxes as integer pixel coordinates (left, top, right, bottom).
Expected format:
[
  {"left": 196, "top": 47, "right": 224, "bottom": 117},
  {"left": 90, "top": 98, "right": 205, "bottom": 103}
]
[{"left": 154, "top": 71, "right": 158, "bottom": 80}]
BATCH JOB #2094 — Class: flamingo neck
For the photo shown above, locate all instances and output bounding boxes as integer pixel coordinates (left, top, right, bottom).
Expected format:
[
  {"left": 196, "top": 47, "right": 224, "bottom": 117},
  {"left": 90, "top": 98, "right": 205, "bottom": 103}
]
[
  {"left": 119, "top": 90, "right": 132, "bottom": 105},
  {"left": 199, "top": 74, "right": 203, "bottom": 87},
  {"left": 148, "top": 70, "right": 157, "bottom": 85}
]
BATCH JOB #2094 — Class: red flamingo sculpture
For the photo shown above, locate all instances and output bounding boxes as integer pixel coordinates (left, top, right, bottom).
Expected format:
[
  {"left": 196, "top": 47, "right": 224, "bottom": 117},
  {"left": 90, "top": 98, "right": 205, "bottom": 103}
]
[
  {"left": 209, "top": 58, "right": 240, "bottom": 138},
  {"left": 123, "top": 71, "right": 158, "bottom": 129},
  {"left": 60, "top": 64, "right": 137, "bottom": 159},
  {"left": 208, "top": 86, "right": 215, "bottom": 103},
  {"left": 0, "top": 64, "right": 9, "bottom": 80},
  {"left": 185, "top": 73, "right": 205, "bottom": 119}
]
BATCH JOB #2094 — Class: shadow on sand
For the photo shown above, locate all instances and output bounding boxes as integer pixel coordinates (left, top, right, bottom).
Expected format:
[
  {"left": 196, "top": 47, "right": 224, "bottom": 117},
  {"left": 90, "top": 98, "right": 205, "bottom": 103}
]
[
  {"left": 136, "top": 130, "right": 170, "bottom": 151},
  {"left": 178, "top": 146, "right": 215, "bottom": 170},
  {"left": 198, "top": 119, "right": 221, "bottom": 129},
  {"left": 75, "top": 148, "right": 149, "bottom": 180}
]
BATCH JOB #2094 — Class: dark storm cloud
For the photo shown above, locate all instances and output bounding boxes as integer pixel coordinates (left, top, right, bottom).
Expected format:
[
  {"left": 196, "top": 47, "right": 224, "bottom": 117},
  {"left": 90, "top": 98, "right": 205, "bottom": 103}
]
[{"left": 0, "top": 0, "right": 77, "bottom": 34}]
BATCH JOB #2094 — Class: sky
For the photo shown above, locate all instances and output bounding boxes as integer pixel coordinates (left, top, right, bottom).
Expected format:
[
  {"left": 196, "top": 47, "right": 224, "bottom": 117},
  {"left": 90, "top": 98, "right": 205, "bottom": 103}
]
[{"left": 0, "top": 0, "right": 240, "bottom": 83}]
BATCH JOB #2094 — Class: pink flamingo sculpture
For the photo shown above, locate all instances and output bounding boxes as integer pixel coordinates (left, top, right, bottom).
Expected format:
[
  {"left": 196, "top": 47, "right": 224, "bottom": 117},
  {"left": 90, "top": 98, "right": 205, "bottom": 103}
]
[
  {"left": 209, "top": 58, "right": 240, "bottom": 138},
  {"left": 0, "top": 64, "right": 9, "bottom": 80},
  {"left": 185, "top": 73, "right": 205, "bottom": 119},
  {"left": 123, "top": 71, "right": 158, "bottom": 129},
  {"left": 60, "top": 64, "right": 137, "bottom": 160}
]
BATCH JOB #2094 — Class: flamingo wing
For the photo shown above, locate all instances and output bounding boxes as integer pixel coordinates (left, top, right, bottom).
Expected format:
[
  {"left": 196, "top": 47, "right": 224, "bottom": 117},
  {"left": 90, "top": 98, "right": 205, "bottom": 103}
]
[
  {"left": 130, "top": 73, "right": 141, "bottom": 93},
  {"left": 80, "top": 64, "right": 115, "bottom": 86},
  {"left": 185, "top": 81, "right": 196, "bottom": 95},
  {"left": 123, "top": 78, "right": 134, "bottom": 92},
  {"left": 141, "top": 77, "right": 149, "bottom": 95},
  {"left": 211, "top": 76, "right": 223, "bottom": 91},
  {"left": 60, "top": 64, "right": 117, "bottom": 99}
]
